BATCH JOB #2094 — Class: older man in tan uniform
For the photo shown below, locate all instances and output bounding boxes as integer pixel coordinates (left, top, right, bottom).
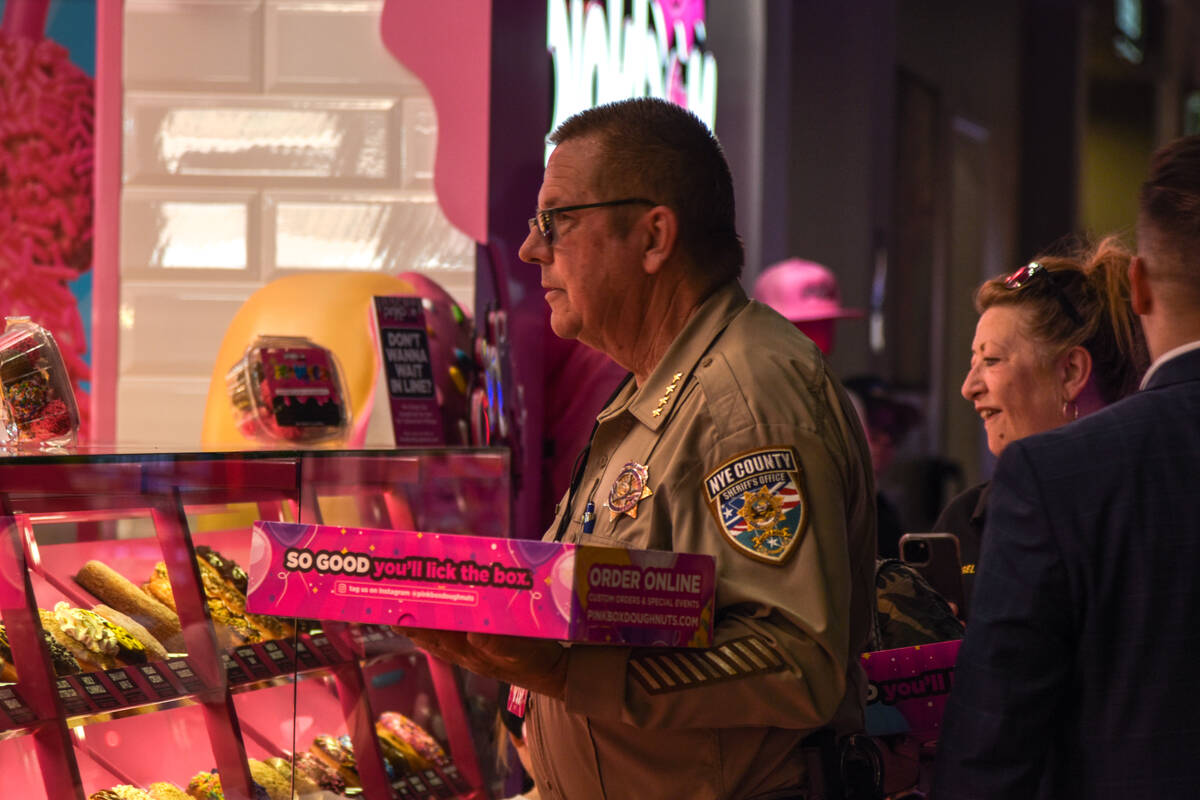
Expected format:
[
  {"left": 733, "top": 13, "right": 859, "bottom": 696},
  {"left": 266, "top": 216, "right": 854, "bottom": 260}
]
[{"left": 407, "top": 98, "right": 876, "bottom": 800}]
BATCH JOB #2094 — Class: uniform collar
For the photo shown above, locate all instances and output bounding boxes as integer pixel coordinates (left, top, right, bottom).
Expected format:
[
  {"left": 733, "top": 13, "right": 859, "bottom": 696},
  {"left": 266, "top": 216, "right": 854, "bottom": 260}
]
[{"left": 596, "top": 281, "right": 749, "bottom": 430}]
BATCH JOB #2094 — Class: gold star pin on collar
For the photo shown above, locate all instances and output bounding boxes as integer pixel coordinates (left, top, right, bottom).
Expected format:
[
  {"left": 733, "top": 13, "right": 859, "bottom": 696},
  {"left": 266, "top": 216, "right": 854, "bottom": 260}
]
[{"left": 651, "top": 372, "right": 684, "bottom": 418}]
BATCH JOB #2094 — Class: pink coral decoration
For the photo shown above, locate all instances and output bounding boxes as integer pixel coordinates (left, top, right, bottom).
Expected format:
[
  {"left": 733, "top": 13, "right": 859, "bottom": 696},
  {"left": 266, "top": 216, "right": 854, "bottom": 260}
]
[{"left": 0, "top": 15, "right": 94, "bottom": 438}]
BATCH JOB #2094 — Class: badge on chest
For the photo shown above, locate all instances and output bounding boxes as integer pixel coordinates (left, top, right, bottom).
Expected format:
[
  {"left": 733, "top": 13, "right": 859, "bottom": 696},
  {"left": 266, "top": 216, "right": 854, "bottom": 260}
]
[
  {"left": 704, "top": 446, "right": 808, "bottom": 564},
  {"left": 608, "top": 461, "right": 653, "bottom": 521}
]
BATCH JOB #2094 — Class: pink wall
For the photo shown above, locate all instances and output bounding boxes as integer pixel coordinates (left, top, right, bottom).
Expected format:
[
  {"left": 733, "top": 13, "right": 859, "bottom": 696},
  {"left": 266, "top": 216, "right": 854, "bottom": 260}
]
[{"left": 380, "top": 0, "right": 491, "bottom": 244}]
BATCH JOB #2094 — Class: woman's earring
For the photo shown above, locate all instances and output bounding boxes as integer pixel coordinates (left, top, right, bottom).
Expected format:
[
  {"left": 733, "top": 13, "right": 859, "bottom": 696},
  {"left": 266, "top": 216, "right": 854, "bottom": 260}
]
[{"left": 1062, "top": 400, "right": 1079, "bottom": 420}]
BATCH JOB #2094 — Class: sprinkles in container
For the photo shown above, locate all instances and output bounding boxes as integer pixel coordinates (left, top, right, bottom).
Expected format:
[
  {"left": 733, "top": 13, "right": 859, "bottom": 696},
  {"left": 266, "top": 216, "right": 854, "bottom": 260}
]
[
  {"left": 0, "top": 316, "right": 80, "bottom": 449},
  {"left": 226, "top": 335, "right": 350, "bottom": 445}
]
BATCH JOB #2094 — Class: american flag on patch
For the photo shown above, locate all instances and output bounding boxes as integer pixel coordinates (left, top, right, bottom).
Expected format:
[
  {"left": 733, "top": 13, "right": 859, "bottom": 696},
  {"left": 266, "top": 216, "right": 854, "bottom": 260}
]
[{"left": 720, "top": 479, "right": 802, "bottom": 532}]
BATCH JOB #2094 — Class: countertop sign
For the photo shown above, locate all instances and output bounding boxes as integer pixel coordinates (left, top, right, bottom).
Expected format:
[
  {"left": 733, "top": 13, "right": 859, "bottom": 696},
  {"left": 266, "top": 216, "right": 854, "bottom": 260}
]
[{"left": 372, "top": 296, "right": 444, "bottom": 445}]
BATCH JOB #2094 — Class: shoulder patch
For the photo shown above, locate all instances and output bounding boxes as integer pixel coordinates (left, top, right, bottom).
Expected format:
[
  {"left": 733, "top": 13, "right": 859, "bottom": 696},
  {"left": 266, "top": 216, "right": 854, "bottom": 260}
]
[{"left": 703, "top": 446, "right": 808, "bottom": 565}]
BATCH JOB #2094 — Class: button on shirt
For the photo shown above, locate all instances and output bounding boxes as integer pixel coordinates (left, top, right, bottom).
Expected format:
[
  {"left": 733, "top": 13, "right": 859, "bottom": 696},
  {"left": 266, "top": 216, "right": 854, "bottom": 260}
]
[{"left": 527, "top": 281, "right": 877, "bottom": 800}]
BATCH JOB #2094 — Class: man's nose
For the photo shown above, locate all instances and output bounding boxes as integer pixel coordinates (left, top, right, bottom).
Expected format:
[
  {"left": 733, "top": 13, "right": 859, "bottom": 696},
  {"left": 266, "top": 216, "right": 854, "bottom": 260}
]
[{"left": 519, "top": 225, "right": 549, "bottom": 266}]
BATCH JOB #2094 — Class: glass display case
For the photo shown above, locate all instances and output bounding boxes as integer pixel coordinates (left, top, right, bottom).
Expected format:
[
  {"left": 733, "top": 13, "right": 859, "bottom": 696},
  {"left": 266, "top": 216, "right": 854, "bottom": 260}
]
[{"left": 0, "top": 446, "right": 508, "bottom": 799}]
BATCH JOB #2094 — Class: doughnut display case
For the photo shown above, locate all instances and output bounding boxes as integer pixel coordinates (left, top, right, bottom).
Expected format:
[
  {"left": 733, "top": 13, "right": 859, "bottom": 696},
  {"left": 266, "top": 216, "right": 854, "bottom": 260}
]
[{"left": 0, "top": 447, "right": 508, "bottom": 800}]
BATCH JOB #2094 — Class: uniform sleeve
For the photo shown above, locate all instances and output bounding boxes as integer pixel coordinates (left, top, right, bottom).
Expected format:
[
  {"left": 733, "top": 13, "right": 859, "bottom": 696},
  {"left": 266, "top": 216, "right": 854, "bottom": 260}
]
[
  {"left": 564, "top": 416, "right": 870, "bottom": 732},
  {"left": 933, "top": 442, "right": 1074, "bottom": 798}
]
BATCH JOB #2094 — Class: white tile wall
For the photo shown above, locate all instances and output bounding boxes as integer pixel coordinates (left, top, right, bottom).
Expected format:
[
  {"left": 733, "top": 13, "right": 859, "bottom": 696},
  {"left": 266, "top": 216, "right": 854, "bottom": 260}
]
[
  {"left": 121, "top": 188, "right": 258, "bottom": 276},
  {"left": 123, "top": 95, "right": 400, "bottom": 182},
  {"left": 119, "top": 0, "right": 475, "bottom": 447},
  {"left": 124, "top": 1, "right": 261, "bottom": 92},
  {"left": 117, "top": 376, "right": 214, "bottom": 447},
  {"left": 263, "top": 2, "right": 425, "bottom": 93},
  {"left": 265, "top": 192, "right": 475, "bottom": 275},
  {"left": 400, "top": 97, "right": 437, "bottom": 190},
  {"left": 118, "top": 283, "right": 250, "bottom": 375}
]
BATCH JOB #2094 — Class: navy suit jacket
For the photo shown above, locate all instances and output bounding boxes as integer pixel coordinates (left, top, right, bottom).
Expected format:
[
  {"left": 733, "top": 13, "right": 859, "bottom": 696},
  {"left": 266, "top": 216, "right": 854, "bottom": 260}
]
[{"left": 934, "top": 346, "right": 1200, "bottom": 799}]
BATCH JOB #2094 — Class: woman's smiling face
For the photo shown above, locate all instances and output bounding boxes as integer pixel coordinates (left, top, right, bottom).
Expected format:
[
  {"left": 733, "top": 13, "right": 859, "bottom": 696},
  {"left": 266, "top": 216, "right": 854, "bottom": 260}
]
[{"left": 961, "top": 305, "right": 1069, "bottom": 456}]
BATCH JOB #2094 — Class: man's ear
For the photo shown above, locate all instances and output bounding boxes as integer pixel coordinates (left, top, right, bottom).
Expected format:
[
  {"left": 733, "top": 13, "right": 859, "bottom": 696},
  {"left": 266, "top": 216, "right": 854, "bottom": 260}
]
[
  {"left": 1060, "top": 345, "right": 1093, "bottom": 402},
  {"left": 1129, "top": 255, "right": 1153, "bottom": 315},
  {"left": 641, "top": 205, "right": 678, "bottom": 275}
]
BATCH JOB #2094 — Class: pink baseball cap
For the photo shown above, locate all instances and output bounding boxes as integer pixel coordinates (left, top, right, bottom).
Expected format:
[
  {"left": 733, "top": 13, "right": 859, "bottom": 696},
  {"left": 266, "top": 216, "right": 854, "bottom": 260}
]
[{"left": 752, "top": 258, "right": 864, "bottom": 322}]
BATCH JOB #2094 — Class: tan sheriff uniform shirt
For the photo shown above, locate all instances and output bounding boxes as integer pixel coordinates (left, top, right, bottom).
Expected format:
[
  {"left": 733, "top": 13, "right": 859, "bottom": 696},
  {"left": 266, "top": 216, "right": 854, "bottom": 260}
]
[{"left": 526, "top": 282, "right": 877, "bottom": 800}]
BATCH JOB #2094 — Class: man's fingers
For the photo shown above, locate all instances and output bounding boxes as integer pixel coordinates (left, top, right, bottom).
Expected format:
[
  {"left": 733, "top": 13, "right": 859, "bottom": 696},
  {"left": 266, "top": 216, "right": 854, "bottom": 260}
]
[
  {"left": 467, "top": 632, "right": 526, "bottom": 660},
  {"left": 393, "top": 628, "right": 565, "bottom": 697},
  {"left": 398, "top": 627, "right": 472, "bottom": 661}
]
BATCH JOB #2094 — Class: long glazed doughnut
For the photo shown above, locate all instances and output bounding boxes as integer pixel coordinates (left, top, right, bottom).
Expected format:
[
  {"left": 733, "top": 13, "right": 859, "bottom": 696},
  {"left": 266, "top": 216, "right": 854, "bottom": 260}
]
[{"left": 75, "top": 560, "right": 184, "bottom": 650}]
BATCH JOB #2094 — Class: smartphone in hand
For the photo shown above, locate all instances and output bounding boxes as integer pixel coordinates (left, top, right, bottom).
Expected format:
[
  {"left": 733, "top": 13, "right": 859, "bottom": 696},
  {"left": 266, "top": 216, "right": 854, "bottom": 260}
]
[{"left": 900, "top": 532, "right": 967, "bottom": 620}]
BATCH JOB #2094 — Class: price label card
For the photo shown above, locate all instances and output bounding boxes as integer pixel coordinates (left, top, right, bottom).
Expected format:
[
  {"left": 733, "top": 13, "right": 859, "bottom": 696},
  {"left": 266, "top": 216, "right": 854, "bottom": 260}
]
[
  {"left": 438, "top": 763, "right": 472, "bottom": 794},
  {"left": 76, "top": 673, "right": 120, "bottom": 710},
  {"left": 138, "top": 662, "right": 183, "bottom": 700},
  {"left": 354, "top": 624, "right": 406, "bottom": 657},
  {"left": 221, "top": 652, "right": 250, "bottom": 685},
  {"left": 104, "top": 668, "right": 147, "bottom": 706},
  {"left": 233, "top": 646, "right": 274, "bottom": 680},
  {"left": 166, "top": 659, "right": 205, "bottom": 695},
  {"left": 260, "top": 640, "right": 296, "bottom": 673},
  {"left": 56, "top": 676, "right": 94, "bottom": 715},
  {"left": 421, "top": 769, "right": 453, "bottom": 798},
  {"left": 0, "top": 686, "right": 35, "bottom": 726},
  {"left": 305, "top": 634, "right": 342, "bottom": 665},
  {"left": 292, "top": 638, "right": 321, "bottom": 670}
]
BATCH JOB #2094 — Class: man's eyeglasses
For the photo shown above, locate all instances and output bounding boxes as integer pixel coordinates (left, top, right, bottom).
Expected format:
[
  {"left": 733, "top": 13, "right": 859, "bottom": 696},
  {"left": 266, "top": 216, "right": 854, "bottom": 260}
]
[
  {"left": 528, "top": 198, "right": 657, "bottom": 246},
  {"left": 1003, "top": 261, "right": 1083, "bottom": 324}
]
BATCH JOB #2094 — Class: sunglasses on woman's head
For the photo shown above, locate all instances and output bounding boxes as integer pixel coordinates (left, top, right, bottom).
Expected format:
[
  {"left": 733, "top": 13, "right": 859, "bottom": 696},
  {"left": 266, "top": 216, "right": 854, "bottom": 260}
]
[{"left": 1003, "top": 262, "right": 1083, "bottom": 324}]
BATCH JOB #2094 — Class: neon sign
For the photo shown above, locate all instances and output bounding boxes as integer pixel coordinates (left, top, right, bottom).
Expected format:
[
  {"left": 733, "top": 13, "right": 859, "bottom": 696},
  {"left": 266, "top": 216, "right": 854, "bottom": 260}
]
[{"left": 546, "top": 0, "right": 717, "bottom": 161}]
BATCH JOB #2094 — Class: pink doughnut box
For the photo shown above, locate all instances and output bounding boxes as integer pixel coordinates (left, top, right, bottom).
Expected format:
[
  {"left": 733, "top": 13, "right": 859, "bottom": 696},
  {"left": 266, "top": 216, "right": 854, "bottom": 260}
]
[
  {"left": 245, "top": 521, "right": 716, "bottom": 647},
  {"left": 861, "top": 638, "right": 962, "bottom": 741}
]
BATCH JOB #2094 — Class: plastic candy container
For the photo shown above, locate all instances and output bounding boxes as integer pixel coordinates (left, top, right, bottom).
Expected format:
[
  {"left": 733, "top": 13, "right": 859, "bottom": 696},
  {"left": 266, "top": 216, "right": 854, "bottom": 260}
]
[
  {"left": 0, "top": 316, "right": 80, "bottom": 449},
  {"left": 226, "top": 335, "right": 350, "bottom": 445}
]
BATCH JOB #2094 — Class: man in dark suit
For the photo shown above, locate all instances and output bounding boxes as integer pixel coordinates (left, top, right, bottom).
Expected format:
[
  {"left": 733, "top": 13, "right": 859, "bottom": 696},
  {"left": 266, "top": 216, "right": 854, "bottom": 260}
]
[{"left": 934, "top": 134, "right": 1200, "bottom": 798}]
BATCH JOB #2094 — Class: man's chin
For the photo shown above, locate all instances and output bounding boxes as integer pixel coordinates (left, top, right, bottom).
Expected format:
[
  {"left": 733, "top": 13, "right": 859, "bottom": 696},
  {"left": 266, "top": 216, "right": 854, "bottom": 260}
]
[{"left": 548, "top": 313, "right": 582, "bottom": 341}]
